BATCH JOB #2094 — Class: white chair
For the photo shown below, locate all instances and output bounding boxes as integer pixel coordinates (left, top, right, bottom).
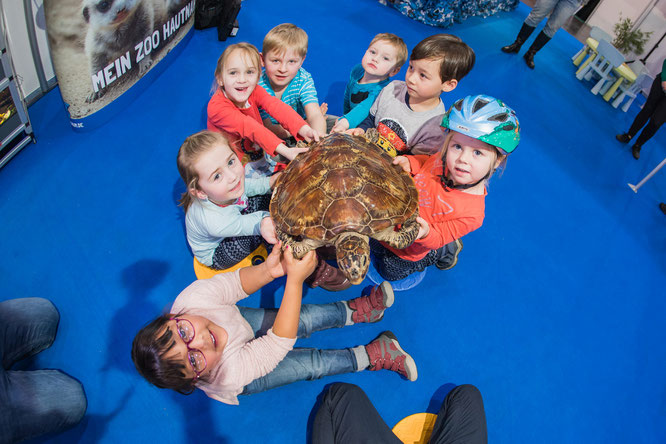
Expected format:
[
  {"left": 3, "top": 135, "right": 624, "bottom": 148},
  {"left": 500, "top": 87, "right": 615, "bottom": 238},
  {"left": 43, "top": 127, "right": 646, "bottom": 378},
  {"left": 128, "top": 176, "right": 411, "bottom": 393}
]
[
  {"left": 612, "top": 73, "right": 654, "bottom": 111},
  {"left": 576, "top": 39, "right": 625, "bottom": 95},
  {"left": 572, "top": 26, "right": 613, "bottom": 67}
]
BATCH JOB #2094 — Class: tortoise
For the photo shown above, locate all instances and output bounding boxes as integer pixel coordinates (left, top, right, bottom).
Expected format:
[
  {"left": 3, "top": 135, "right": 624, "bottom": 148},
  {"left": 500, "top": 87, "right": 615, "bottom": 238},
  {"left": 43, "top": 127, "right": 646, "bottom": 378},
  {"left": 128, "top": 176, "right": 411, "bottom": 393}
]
[{"left": 269, "top": 130, "right": 420, "bottom": 285}]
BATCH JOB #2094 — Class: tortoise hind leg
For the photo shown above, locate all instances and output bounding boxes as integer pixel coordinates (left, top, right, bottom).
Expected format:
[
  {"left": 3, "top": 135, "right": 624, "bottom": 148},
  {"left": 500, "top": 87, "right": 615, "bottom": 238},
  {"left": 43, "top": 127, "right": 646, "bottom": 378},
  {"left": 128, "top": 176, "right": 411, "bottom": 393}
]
[{"left": 372, "top": 213, "right": 420, "bottom": 249}]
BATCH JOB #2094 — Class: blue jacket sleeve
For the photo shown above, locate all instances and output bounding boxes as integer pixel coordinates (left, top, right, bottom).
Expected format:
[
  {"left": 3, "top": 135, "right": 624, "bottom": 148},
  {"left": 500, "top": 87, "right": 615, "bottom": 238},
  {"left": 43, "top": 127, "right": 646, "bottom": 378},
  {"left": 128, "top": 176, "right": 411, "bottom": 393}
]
[
  {"left": 357, "top": 113, "right": 375, "bottom": 131},
  {"left": 343, "top": 88, "right": 382, "bottom": 128}
]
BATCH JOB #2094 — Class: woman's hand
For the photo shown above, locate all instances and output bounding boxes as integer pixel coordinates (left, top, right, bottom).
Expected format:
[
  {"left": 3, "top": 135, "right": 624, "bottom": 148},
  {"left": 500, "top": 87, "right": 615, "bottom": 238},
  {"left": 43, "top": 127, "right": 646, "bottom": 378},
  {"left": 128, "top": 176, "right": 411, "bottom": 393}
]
[
  {"left": 276, "top": 143, "right": 308, "bottom": 161},
  {"left": 263, "top": 242, "right": 287, "bottom": 279},
  {"left": 298, "top": 125, "right": 320, "bottom": 143},
  {"left": 416, "top": 217, "right": 430, "bottom": 240},
  {"left": 283, "top": 248, "right": 318, "bottom": 284},
  {"left": 393, "top": 156, "right": 411, "bottom": 173},
  {"left": 260, "top": 216, "right": 278, "bottom": 244}
]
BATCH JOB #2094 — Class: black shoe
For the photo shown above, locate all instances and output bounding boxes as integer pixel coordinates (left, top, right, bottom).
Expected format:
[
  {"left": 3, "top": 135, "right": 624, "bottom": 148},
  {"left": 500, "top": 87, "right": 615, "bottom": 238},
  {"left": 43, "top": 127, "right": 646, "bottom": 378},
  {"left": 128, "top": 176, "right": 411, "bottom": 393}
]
[
  {"left": 501, "top": 39, "right": 523, "bottom": 53},
  {"left": 522, "top": 31, "right": 550, "bottom": 69},
  {"left": 660, "top": 203, "right": 666, "bottom": 215},
  {"left": 502, "top": 23, "right": 535, "bottom": 54},
  {"left": 435, "top": 239, "right": 463, "bottom": 270},
  {"left": 616, "top": 133, "right": 631, "bottom": 144},
  {"left": 631, "top": 145, "right": 641, "bottom": 160},
  {"left": 523, "top": 50, "right": 536, "bottom": 69}
]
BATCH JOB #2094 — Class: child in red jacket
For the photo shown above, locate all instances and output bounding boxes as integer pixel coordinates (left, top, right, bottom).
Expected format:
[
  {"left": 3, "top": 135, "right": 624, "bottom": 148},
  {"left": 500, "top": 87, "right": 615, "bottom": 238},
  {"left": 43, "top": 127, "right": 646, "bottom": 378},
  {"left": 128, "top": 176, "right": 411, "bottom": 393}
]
[
  {"left": 372, "top": 94, "right": 520, "bottom": 281},
  {"left": 207, "top": 42, "right": 319, "bottom": 176}
]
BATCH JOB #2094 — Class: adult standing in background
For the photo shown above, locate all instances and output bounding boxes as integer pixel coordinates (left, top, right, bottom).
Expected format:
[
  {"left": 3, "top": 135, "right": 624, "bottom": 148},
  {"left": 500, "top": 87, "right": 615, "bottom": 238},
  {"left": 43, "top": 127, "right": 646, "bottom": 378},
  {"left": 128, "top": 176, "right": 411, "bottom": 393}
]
[
  {"left": 616, "top": 59, "right": 666, "bottom": 159},
  {"left": 0, "top": 298, "right": 87, "bottom": 442},
  {"left": 501, "top": 0, "right": 585, "bottom": 69}
]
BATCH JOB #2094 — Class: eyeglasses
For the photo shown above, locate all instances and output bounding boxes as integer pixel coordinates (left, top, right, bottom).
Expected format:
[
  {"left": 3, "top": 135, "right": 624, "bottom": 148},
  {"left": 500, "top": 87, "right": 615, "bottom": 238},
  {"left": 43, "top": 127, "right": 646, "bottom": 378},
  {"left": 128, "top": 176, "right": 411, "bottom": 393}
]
[{"left": 171, "top": 318, "right": 207, "bottom": 379}]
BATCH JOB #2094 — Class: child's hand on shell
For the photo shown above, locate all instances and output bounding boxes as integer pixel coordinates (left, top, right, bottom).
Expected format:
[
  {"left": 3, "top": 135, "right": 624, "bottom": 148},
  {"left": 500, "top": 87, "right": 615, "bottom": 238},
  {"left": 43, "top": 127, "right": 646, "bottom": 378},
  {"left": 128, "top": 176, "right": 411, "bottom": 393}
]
[
  {"left": 330, "top": 118, "right": 350, "bottom": 133},
  {"left": 345, "top": 128, "right": 364, "bottom": 137},
  {"left": 269, "top": 171, "right": 282, "bottom": 188},
  {"left": 416, "top": 217, "right": 430, "bottom": 240},
  {"left": 393, "top": 156, "right": 411, "bottom": 173},
  {"left": 260, "top": 216, "right": 278, "bottom": 244},
  {"left": 298, "top": 124, "right": 320, "bottom": 143},
  {"left": 276, "top": 143, "right": 308, "bottom": 161}
]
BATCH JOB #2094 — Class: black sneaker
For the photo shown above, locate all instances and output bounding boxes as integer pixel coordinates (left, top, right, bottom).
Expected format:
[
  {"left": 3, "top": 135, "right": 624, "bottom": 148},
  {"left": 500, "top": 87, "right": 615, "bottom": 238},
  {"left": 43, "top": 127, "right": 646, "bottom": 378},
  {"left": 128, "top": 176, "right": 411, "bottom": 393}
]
[
  {"left": 632, "top": 145, "right": 641, "bottom": 160},
  {"left": 435, "top": 239, "right": 463, "bottom": 270},
  {"left": 660, "top": 203, "right": 666, "bottom": 215},
  {"left": 616, "top": 133, "right": 631, "bottom": 143}
]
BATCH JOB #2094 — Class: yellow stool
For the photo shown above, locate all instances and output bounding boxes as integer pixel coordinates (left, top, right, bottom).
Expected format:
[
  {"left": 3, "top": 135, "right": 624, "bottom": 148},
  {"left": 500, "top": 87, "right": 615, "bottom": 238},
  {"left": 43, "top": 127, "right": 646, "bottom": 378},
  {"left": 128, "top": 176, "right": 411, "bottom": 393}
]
[
  {"left": 392, "top": 412, "right": 438, "bottom": 444},
  {"left": 193, "top": 244, "right": 268, "bottom": 279}
]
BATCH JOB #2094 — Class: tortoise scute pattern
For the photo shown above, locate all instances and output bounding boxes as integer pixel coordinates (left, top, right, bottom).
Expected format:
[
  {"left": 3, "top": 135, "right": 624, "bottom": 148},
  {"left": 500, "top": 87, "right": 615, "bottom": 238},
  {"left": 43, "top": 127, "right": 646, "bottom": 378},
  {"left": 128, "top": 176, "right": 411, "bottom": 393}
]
[{"left": 270, "top": 132, "right": 420, "bottom": 284}]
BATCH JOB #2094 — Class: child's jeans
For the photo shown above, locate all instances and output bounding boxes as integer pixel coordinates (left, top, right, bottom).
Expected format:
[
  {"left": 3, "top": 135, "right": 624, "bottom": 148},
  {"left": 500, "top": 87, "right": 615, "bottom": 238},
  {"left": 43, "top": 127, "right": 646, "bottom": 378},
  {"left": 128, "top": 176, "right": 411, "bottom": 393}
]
[
  {"left": 238, "top": 302, "right": 359, "bottom": 395},
  {"left": 525, "top": 0, "right": 583, "bottom": 38}
]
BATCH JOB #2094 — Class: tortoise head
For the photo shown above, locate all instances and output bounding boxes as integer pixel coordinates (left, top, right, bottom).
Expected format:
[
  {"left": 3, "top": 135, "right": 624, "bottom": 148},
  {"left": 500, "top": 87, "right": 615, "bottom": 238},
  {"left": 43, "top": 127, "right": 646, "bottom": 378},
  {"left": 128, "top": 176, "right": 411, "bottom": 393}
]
[{"left": 334, "top": 232, "right": 370, "bottom": 285}]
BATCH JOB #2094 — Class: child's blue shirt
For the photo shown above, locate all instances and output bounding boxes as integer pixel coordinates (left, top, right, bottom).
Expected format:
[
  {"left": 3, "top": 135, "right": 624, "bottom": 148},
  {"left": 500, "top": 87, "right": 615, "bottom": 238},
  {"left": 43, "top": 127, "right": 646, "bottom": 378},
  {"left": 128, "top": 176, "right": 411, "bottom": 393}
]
[
  {"left": 342, "top": 64, "right": 391, "bottom": 128},
  {"left": 258, "top": 67, "right": 319, "bottom": 123},
  {"left": 185, "top": 175, "right": 270, "bottom": 266}
]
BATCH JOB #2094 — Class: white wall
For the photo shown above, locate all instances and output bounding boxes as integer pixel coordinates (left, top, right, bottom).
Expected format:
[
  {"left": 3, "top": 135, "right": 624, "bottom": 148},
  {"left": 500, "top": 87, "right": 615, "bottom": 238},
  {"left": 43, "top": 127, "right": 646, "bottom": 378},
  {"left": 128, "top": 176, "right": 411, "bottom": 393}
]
[
  {"left": 639, "top": 0, "right": 665, "bottom": 76},
  {"left": 587, "top": 0, "right": 652, "bottom": 34},
  {"left": 1, "top": 0, "right": 55, "bottom": 103},
  {"left": 587, "top": 0, "right": 665, "bottom": 76}
]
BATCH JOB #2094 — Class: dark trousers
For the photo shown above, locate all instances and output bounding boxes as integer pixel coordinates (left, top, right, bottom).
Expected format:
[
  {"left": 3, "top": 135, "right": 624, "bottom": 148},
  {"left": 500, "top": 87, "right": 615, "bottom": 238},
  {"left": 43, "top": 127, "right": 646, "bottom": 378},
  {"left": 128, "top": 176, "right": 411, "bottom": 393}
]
[
  {"left": 628, "top": 76, "right": 666, "bottom": 147},
  {"left": 312, "top": 383, "right": 487, "bottom": 444}
]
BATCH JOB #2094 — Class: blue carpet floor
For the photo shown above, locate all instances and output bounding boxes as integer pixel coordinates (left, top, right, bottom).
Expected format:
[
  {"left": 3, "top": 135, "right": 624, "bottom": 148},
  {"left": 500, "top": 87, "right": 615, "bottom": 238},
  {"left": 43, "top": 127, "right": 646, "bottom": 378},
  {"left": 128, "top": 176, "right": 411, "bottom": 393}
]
[{"left": 2, "top": 0, "right": 665, "bottom": 443}]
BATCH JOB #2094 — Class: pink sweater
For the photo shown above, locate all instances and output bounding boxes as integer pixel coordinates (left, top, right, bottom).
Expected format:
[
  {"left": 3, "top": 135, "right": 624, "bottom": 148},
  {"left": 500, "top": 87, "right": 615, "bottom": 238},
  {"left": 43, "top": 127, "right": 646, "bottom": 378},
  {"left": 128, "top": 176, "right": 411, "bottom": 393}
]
[{"left": 171, "top": 270, "right": 295, "bottom": 405}]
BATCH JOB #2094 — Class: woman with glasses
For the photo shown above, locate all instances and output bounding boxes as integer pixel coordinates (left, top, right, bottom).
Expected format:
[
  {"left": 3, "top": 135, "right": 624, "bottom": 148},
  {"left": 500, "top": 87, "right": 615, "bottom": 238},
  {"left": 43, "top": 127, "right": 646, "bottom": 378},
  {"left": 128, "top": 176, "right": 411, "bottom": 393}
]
[{"left": 131, "top": 244, "right": 417, "bottom": 405}]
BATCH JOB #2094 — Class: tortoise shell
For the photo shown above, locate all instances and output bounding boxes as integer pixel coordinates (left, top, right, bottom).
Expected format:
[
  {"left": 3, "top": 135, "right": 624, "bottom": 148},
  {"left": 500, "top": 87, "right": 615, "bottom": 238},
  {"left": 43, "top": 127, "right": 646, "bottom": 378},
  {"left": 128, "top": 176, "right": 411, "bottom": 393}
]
[{"left": 270, "top": 133, "right": 418, "bottom": 240}]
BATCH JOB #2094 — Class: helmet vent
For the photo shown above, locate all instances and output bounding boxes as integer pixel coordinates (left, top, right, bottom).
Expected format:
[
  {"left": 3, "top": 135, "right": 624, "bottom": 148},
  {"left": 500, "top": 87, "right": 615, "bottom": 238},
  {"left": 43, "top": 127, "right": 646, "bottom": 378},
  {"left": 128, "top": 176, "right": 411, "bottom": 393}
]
[
  {"left": 453, "top": 99, "right": 463, "bottom": 111},
  {"left": 472, "top": 98, "right": 490, "bottom": 113},
  {"left": 488, "top": 113, "right": 509, "bottom": 123}
]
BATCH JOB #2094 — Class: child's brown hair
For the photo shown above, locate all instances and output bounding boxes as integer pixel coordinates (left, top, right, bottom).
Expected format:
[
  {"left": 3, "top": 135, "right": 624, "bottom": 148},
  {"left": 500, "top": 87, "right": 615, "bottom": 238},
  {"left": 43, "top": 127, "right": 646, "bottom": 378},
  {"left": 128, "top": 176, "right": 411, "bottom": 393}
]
[
  {"left": 410, "top": 34, "right": 475, "bottom": 82},
  {"left": 369, "top": 32, "right": 409, "bottom": 72},
  {"left": 132, "top": 313, "right": 197, "bottom": 395},
  {"left": 262, "top": 23, "right": 308, "bottom": 58},
  {"left": 177, "top": 131, "right": 233, "bottom": 211}
]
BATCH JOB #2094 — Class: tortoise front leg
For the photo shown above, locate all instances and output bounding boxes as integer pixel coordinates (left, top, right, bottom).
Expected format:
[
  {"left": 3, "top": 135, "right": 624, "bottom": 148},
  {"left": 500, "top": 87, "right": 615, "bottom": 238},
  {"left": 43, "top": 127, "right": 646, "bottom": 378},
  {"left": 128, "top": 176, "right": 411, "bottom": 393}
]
[
  {"left": 277, "top": 229, "right": 324, "bottom": 259},
  {"left": 372, "top": 213, "right": 420, "bottom": 249}
]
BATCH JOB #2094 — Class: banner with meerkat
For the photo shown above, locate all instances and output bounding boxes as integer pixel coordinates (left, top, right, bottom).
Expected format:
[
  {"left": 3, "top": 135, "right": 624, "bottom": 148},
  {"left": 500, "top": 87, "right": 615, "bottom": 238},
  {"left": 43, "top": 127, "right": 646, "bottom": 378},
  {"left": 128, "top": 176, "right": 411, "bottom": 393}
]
[{"left": 44, "top": 0, "right": 195, "bottom": 130}]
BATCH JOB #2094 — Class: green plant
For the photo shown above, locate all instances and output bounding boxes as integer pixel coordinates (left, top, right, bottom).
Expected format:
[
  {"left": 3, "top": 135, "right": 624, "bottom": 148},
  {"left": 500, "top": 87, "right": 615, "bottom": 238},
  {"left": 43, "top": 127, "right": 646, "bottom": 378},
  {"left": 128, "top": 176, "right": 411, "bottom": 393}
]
[{"left": 612, "top": 15, "right": 652, "bottom": 55}]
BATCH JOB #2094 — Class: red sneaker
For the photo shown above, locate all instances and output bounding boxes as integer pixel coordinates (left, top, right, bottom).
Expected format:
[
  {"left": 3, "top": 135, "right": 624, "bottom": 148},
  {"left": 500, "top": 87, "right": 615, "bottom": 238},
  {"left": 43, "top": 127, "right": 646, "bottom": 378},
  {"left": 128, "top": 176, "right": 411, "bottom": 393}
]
[
  {"left": 347, "top": 282, "right": 394, "bottom": 323},
  {"left": 365, "top": 331, "right": 417, "bottom": 381}
]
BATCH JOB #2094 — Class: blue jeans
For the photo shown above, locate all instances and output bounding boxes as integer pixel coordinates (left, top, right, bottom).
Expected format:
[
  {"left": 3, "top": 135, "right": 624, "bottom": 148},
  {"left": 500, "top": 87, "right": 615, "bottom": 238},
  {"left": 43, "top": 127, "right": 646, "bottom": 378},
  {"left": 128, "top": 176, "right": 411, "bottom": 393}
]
[
  {"left": 0, "top": 298, "right": 87, "bottom": 443},
  {"left": 525, "top": 0, "right": 582, "bottom": 38},
  {"left": 239, "top": 302, "right": 359, "bottom": 395}
]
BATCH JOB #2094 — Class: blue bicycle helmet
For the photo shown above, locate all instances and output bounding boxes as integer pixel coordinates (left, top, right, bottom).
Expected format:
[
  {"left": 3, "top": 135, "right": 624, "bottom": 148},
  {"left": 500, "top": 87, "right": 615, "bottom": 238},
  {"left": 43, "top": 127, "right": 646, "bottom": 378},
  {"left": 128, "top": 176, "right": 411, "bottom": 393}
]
[{"left": 441, "top": 94, "right": 520, "bottom": 154}]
